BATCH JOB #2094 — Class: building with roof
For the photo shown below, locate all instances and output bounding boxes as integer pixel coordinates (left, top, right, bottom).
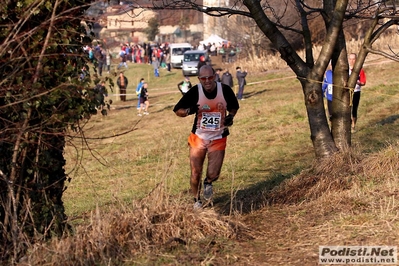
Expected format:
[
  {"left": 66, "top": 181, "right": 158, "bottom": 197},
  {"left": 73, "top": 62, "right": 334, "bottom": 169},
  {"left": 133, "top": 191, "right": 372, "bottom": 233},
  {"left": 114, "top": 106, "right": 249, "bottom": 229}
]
[{"left": 87, "top": 1, "right": 205, "bottom": 47}]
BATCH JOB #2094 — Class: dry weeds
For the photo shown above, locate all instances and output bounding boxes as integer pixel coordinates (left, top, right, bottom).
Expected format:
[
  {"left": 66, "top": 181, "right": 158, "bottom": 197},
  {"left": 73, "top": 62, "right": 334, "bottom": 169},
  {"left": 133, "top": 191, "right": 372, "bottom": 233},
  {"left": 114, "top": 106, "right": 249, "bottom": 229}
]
[
  {"left": 12, "top": 35, "right": 399, "bottom": 265},
  {"left": 268, "top": 142, "right": 399, "bottom": 204},
  {"left": 268, "top": 148, "right": 363, "bottom": 204},
  {"left": 238, "top": 143, "right": 399, "bottom": 265},
  {"left": 22, "top": 107, "right": 399, "bottom": 264},
  {"left": 21, "top": 183, "right": 252, "bottom": 265}
]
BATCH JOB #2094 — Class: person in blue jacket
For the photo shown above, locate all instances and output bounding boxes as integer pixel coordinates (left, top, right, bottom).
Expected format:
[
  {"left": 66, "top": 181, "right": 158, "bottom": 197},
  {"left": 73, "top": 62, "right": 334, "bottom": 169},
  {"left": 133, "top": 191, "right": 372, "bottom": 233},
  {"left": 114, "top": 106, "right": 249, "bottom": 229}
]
[
  {"left": 322, "top": 64, "right": 333, "bottom": 120},
  {"left": 136, "top": 78, "right": 145, "bottom": 109}
]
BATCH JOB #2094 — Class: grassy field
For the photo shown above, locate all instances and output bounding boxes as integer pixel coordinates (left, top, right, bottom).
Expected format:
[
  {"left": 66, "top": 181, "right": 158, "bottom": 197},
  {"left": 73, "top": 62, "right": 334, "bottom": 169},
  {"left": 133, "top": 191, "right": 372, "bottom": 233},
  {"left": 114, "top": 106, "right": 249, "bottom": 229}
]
[
  {"left": 24, "top": 52, "right": 399, "bottom": 264},
  {"left": 63, "top": 60, "right": 311, "bottom": 218}
]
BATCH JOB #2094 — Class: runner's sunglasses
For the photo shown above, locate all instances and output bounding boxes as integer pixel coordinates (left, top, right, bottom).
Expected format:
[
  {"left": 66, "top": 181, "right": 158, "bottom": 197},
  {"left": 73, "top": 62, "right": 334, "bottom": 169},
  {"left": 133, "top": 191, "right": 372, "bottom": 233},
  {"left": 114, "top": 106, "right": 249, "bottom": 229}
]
[{"left": 198, "top": 75, "right": 215, "bottom": 82}]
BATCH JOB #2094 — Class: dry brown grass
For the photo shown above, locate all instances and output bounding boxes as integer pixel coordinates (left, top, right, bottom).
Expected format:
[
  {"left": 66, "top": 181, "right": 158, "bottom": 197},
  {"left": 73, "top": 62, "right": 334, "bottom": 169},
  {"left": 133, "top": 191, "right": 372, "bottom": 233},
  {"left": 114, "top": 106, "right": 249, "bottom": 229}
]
[
  {"left": 268, "top": 140, "right": 399, "bottom": 204},
  {"left": 22, "top": 183, "right": 252, "bottom": 265},
  {"left": 232, "top": 32, "right": 399, "bottom": 75},
  {"left": 13, "top": 35, "right": 399, "bottom": 265},
  {"left": 268, "top": 148, "right": 363, "bottom": 204},
  {"left": 239, "top": 143, "right": 399, "bottom": 265}
]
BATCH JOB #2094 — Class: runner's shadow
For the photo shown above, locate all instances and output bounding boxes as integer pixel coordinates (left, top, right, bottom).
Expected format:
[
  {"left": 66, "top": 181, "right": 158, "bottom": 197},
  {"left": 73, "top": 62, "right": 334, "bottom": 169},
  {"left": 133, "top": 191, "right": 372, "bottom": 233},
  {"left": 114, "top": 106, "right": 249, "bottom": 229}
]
[
  {"left": 376, "top": 114, "right": 399, "bottom": 125},
  {"left": 243, "top": 89, "right": 268, "bottom": 99},
  {"left": 212, "top": 168, "right": 301, "bottom": 215},
  {"left": 154, "top": 104, "right": 175, "bottom": 113}
]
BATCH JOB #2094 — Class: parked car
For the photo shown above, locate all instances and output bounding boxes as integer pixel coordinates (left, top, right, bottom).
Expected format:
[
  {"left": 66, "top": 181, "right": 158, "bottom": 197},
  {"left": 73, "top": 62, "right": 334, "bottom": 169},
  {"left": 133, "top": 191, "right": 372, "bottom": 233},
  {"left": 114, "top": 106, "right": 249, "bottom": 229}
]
[
  {"left": 169, "top": 43, "right": 192, "bottom": 68},
  {"left": 181, "top": 50, "right": 211, "bottom": 76}
]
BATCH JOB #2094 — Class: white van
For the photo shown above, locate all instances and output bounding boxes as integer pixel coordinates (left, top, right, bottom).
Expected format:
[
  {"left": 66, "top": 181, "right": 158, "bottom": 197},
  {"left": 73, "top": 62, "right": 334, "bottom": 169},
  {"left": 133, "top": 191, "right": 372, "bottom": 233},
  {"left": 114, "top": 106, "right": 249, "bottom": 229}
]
[{"left": 169, "top": 43, "right": 192, "bottom": 68}]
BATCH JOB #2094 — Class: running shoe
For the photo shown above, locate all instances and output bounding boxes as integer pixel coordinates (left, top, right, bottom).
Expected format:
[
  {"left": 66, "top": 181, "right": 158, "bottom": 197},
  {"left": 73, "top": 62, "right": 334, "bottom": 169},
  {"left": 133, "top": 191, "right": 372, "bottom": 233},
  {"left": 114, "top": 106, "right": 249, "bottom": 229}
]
[
  {"left": 203, "top": 182, "right": 213, "bottom": 201},
  {"left": 193, "top": 201, "right": 202, "bottom": 209}
]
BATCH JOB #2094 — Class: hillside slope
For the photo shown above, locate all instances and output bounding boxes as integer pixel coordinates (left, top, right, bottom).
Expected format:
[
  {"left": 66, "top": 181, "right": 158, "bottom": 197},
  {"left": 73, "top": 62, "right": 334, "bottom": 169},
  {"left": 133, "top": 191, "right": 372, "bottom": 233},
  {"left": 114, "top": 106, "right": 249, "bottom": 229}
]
[{"left": 19, "top": 55, "right": 399, "bottom": 265}]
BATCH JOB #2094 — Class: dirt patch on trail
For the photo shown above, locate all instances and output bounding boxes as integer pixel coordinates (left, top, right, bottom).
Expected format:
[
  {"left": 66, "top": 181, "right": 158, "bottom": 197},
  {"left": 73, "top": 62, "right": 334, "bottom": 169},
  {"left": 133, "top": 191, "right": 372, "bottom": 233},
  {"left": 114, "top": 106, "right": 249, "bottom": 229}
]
[
  {"left": 231, "top": 186, "right": 399, "bottom": 265},
  {"left": 235, "top": 205, "right": 320, "bottom": 265}
]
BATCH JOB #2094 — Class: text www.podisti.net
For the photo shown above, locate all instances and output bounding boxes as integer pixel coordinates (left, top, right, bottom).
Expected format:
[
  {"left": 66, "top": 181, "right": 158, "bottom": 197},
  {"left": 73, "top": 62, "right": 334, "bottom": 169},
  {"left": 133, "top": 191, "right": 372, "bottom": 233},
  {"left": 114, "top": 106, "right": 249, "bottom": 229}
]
[{"left": 319, "top": 246, "right": 397, "bottom": 265}]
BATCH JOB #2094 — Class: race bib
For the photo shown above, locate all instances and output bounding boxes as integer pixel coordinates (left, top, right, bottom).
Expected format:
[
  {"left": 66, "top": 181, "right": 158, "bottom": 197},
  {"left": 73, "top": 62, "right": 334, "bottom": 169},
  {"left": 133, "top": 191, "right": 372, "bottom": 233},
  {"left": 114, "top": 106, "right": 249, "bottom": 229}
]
[
  {"left": 200, "top": 112, "right": 221, "bottom": 130},
  {"left": 327, "top": 84, "right": 333, "bottom": 95}
]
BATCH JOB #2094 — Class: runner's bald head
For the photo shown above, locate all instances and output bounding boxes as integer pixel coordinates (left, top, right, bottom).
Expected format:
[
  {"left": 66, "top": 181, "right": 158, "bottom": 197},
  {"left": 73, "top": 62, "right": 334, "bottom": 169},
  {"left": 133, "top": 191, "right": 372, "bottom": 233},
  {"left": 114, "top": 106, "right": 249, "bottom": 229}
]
[{"left": 199, "top": 65, "right": 215, "bottom": 76}]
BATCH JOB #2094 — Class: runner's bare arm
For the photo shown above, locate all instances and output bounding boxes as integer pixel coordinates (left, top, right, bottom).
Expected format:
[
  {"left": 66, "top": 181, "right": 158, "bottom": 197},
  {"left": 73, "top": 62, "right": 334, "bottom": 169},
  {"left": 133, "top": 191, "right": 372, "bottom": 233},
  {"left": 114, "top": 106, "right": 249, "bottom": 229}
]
[
  {"left": 228, "top": 109, "right": 238, "bottom": 117},
  {"left": 175, "top": 108, "right": 190, "bottom": 117}
]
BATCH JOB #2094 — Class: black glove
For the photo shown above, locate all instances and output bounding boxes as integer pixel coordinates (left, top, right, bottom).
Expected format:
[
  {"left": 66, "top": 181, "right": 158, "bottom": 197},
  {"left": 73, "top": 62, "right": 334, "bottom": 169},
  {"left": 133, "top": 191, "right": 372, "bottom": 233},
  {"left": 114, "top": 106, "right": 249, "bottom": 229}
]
[
  {"left": 224, "top": 114, "right": 234, "bottom": 126},
  {"left": 187, "top": 104, "right": 199, "bottom": 115}
]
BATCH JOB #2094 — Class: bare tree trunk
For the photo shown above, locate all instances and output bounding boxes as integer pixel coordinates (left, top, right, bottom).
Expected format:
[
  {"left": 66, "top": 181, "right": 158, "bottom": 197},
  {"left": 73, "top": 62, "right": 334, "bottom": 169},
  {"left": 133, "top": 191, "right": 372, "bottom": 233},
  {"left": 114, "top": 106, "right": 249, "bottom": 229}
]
[
  {"left": 244, "top": 0, "right": 340, "bottom": 158},
  {"left": 302, "top": 76, "right": 339, "bottom": 157},
  {"left": 331, "top": 31, "right": 352, "bottom": 150}
]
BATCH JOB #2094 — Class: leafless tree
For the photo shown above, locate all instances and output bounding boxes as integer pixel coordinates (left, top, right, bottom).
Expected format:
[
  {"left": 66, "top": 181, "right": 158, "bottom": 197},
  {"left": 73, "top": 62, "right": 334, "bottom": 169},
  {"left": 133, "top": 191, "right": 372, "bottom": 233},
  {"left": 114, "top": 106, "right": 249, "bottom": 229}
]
[{"left": 129, "top": 0, "right": 399, "bottom": 158}]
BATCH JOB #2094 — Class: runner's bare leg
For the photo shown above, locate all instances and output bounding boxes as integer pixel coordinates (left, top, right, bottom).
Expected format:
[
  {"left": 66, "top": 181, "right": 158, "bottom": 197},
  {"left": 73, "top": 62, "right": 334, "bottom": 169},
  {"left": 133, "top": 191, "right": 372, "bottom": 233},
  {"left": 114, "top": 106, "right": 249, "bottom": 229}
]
[
  {"left": 189, "top": 147, "right": 207, "bottom": 200},
  {"left": 206, "top": 150, "right": 225, "bottom": 183}
]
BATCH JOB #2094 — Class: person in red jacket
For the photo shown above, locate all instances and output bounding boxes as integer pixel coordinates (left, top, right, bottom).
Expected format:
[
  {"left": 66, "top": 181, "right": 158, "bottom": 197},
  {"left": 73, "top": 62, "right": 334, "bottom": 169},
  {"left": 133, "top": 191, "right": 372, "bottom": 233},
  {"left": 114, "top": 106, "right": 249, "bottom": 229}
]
[
  {"left": 196, "top": 55, "right": 207, "bottom": 74},
  {"left": 348, "top": 53, "right": 366, "bottom": 132}
]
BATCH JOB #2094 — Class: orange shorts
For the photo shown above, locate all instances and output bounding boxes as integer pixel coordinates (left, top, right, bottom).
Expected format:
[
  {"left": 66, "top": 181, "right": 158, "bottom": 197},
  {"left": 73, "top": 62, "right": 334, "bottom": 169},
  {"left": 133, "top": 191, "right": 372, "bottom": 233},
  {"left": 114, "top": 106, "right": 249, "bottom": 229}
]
[{"left": 188, "top": 133, "right": 227, "bottom": 152}]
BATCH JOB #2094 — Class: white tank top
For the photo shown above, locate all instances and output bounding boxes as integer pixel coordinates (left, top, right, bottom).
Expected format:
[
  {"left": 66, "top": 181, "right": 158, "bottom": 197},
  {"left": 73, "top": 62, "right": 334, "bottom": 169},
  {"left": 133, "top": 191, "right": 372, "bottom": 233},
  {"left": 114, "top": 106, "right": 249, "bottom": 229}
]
[
  {"left": 349, "top": 69, "right": 361, "bottom": 92},
  {"left": 195, "top": 82, "right": 228, "bottom": 140}
]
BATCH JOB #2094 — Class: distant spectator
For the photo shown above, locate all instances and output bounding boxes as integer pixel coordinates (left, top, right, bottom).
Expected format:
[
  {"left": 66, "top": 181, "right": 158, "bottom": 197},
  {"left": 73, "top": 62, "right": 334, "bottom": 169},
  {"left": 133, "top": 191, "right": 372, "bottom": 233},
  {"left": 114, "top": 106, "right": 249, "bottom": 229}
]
[
  {"left": 117, "top": 49, "right": 128, "bottom": 69},
  {"left": 236, "top": 66, "right": 247, "bottom": 100},
  {"left": 134, "top": 45, "right": 142, "bottom": 63},
  {"left": 116, "top": 72, "right": 128, "bottom": 102},
  {"left": 210, "top": 43, "right": 216, "bottom": 56},
  {"left": 197, "top": 43, "right": 205, "bottom": 51},
  {"left": 219, "top": 44, "right": 226, "bottom": 63},
  {"left": 94, "top": 80, "right": 107, "bottom": 111},
  {"left": 215, "top": 68, "right": 221, "bottom": 82},
  {"left": 79, "top": 66, "right": 89, "bottom": 81},
  {"left": 147, "top": 44, "right": 153, "bottom": 64},
  {"left": 136, "top": 78, "right": 145, "bottom": 109},
  {"left": 197, "top": 55, "right": 207, "bottom": 73},
  {"left": 96, "top": 47, "right": 106, "bottom": 76},
  {"left": 106, "top": 51, "right": 112, "bottom": 74},
  {"left": 177, "top": 76, "right": 192, "bottom": 95},
  {"left": 125, "top": 44, "right": 132, "bottom": 62},
  {"left": 152, "top": 56, "right": 160, "bottom": 77},
  {"left": 140, "top": 45, "right": 145, "bottom": 63},
  {"left": 88, "top": 48, "right": 94, "bottom": 63},
  {"left": 221, "top": 70, "right": 233, "bottom": 88},
  {"left": 138, "top": 82, "right": 150, "bottom": 116},
  {"left": 165, "top": 52, "right": 171, "bottom": 72},
  {"left": 206, "top": 42, "right": 211, "bottom": 53},
  {"left": 228, "top": 46, "right": 236, "bottom": 63}
]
